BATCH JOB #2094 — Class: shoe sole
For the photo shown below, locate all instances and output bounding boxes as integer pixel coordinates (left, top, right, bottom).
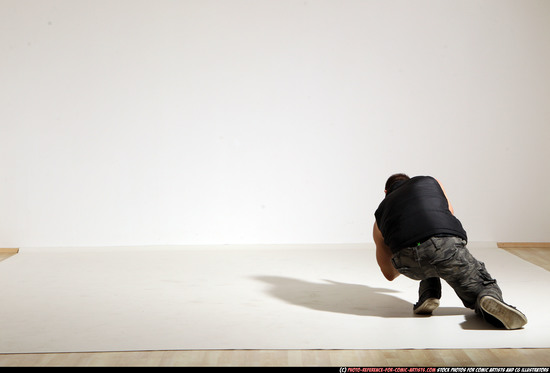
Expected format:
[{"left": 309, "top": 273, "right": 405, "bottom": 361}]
[
  {"left": 479, "top": 296, "right": 528, "bottom": 330},
  {"left": 414, "top": 298, "right": 440, "bottom": 315}
]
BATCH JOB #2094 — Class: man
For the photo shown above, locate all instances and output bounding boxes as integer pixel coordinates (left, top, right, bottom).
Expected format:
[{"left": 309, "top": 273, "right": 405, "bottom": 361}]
[{"left": 373, "top": 173, "right": 527, "bottom": 329}]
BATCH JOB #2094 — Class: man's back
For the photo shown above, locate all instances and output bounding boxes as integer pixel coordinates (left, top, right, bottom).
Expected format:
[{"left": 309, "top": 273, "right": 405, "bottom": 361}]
[{"left": 374, "top": 176, "right": 467, "bottom": 252}]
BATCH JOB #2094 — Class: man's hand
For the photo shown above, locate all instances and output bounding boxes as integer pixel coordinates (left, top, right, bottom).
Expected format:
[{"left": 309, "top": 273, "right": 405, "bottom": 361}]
[{"left": 373, "top": 222, "right": 400, "bottom": 281}]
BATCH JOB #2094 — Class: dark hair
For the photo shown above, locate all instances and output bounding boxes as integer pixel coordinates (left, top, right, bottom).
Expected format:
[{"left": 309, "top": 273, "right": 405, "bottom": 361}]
[{"left": 385, "top": 173, "right": 410, "bottom": 193}]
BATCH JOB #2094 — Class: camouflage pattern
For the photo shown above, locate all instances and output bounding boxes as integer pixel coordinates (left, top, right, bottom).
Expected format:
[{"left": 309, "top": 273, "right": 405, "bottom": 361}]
[{"left": 391, "top": 236, "right": 503, "bottom": 312}]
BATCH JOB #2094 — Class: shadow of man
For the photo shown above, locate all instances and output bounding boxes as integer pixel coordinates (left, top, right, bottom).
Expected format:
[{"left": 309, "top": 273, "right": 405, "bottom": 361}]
[
  {"left": 253, "top": 275, "right": 478, "bottom": 326},
  {"left": 253, "top": 275, "right": 417, "bottom": 318}
]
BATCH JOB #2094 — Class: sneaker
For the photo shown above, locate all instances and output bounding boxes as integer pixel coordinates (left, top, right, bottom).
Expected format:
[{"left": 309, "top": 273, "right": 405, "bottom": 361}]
[
  {"left": 414, "top": 277, "right": 441, "bottom": 315},
  {"left": 414, "top": 297, "right": 440, "bottom": 315},
  {"left": 479, "top": 295, "right": 528, "bottom": 330}
]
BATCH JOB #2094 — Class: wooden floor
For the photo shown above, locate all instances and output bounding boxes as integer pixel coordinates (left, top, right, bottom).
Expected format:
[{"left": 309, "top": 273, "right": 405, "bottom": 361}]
[{"left": 1, "top": 245, "right": 548, "bottom": 367}]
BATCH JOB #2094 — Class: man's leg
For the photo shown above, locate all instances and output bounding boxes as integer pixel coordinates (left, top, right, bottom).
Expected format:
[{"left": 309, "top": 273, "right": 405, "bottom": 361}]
[
  {"left": 434, "top": 238, "right": 527, "bottom": 329},
  {"left": 414, "top": 277, "right": 441, "bottom": 315},
  {"left": 391, "top": 243, "right": 441, "bottom": 315}
]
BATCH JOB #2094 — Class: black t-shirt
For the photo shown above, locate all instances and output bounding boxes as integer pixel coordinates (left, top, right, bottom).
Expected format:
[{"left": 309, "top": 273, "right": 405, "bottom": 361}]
[{"left": 374, "top": 176, "right": 467, "bottom": 252}]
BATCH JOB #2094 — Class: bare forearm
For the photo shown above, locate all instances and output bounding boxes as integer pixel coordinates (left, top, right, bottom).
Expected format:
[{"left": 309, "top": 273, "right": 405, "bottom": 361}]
[
  {"left": 376, "top": 247, "right": 400, "bottom": 281},
  {"left": 373, "top": 222, "right": 400, "bottom": 281}
]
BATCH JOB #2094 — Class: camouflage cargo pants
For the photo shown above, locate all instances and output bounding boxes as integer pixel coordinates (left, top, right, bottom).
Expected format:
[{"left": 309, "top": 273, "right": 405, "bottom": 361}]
[{"left": 391, "top": 236, "right": 502, "bottom": 311}]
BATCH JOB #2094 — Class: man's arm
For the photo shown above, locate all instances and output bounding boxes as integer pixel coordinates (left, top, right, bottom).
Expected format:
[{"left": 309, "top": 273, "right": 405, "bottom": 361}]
[
  {"left": 373, "top": 222, "right": 400, "bottom": 281},
  {"left": 436, "top": 179, "right": 455, "bottom": 215}
]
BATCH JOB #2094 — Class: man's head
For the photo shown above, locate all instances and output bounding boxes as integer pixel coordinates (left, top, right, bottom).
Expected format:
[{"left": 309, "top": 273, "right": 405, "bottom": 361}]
[{"left": 384, "top": 173, "right": 410, "bottom": 194}]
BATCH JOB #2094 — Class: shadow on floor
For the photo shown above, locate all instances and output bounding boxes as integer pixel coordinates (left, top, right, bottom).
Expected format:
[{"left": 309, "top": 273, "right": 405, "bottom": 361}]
[
  {"left": 252, "top": 275, "right": 472, "bottom": 319},
  {"left": 459, "top": 312, "right": 510, "bottom": 330}
]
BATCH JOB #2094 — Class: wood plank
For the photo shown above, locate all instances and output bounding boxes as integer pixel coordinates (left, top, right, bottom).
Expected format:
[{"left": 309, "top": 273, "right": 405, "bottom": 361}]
[
  {"left": 497, "top": 242, "right": 550, "bottom": 249},
  {"left": 0, "top": 248, "right": 19, "bottom": 254},
  {"left": 1, "top": 348, "right": 550, "bottom": 367},
  {"left": 501, "top": 246, "right": 550, "bottom": 272}
]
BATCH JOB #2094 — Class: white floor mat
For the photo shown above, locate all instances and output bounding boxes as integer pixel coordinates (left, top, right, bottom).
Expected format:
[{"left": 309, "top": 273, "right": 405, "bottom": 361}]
[{"left": 1, "top": 244, "right": 548, "bottom": 353}]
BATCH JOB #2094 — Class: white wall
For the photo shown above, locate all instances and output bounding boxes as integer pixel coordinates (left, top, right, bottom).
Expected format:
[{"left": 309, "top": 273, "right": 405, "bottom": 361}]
[{"left": 2, "top": 0, "right": 549, "bottom": 248}]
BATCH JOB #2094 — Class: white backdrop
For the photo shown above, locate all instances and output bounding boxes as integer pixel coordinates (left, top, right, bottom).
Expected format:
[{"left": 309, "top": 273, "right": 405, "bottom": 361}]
[{"left": 1, "top": 0, "right": 549, "bottom": 248}]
